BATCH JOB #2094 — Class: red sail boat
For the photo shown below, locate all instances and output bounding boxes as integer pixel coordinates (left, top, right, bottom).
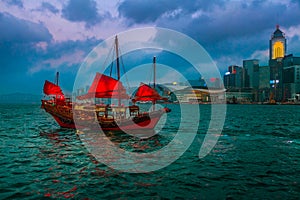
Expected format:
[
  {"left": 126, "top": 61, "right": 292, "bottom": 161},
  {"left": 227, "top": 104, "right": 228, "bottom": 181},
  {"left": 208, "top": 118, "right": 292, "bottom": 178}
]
[
  {"left": 41, "top": 36, "right": 170, "bottom": 131},
  {"left": 77, "top": 72, "right": 129, "bottom": 100},
  {"left": 43, "top": 80, "right": 64, "bottom": 96},
  {"left": 41, "top": 72, "right": 74, "bottom": 128},
  {"left": 133, "top": 83, "right": 167, "bottom": 103}
]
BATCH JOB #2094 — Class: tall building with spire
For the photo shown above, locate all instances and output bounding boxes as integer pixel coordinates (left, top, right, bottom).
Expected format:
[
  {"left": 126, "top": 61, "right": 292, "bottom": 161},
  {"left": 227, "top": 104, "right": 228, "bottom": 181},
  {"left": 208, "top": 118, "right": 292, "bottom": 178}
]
[
  {"left": 223, "top": 24, "right": 300, "bottom": 103},
  {"left": 269, "top": 25, "right": 286, "bottom": 60},
  {"left": 269, "top": 25, "right": 286, "bottom": 101},
  {"left": 269, "top": 25, "right": 300, "bottom": 102}
]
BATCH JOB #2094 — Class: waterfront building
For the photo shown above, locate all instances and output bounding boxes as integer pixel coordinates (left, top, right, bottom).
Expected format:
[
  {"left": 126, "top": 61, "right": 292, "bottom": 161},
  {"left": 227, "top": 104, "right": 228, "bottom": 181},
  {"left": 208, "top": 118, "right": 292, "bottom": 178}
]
[
  {"left": 269, "top": 25, "right": 286, "bottom": 60},
  {"left": 283, "top": 65, "right": 300, "bottom": 101},
  {"left": 223, "top": 24, "right": 300, "bottom": 103},
  {"left": 283, "top": 54, "right": 300, "bottom": 66},
  {"left": 223, "top": 65, "right": 243, "bottom": 89},
  {"left": 282, "top": 54, "right": 300, "bottom": 101},
  {"left": 243, "top": 59, "right": 259, "bottom": 89},
  {"left": 269, "top": 25, "right": 287, "bottom": 101},
  {"left": 258, "top": 65, "right": 270, "bottom": 102},
  {"left": 174, "top": 87, "right": 210, "bottom": 103},
  {"left": 243, "top": 59, "right": 260, "bottom": 101},
  {"left": 189, "top": 77, "right": 206, "bottom": 89},
  {"left": 223, "top": 65, "right": 254, "bottom": 103},
  {"left": 225, "top": 88, "right": 254, "bottom": 104},
  {"left": 269, "top": 58, "right": 283, "bottom": 101},
  {"left": 167, "top": 78, "right": 225, "bottom": 103},
  {"left": 268, "top": 54, "right": 300, "bottom": 102}
]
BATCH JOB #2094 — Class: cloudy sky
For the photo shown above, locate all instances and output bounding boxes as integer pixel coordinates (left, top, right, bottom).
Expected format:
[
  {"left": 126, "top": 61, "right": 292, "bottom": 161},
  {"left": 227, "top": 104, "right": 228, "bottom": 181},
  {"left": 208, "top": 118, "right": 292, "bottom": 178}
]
[{"left": 1, "top": 0, "right": 300, "bottom": 95}]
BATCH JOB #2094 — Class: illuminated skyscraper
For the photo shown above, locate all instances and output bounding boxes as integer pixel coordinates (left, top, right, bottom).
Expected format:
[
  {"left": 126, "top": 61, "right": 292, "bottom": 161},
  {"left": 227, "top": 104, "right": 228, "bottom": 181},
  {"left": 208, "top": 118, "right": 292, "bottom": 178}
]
[
  {"left": 269, "top": 25, "right": 286, "bottom": 60},
  {"left": 269, "top": 25, "right": 286, "bottom": 101}
]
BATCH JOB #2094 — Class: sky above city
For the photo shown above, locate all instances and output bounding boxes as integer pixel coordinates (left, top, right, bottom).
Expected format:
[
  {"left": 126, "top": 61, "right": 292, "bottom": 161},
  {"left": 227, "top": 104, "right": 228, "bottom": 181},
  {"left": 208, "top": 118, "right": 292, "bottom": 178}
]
[{"left": 1, "top": 0, "right": 300, "bottom": 95}]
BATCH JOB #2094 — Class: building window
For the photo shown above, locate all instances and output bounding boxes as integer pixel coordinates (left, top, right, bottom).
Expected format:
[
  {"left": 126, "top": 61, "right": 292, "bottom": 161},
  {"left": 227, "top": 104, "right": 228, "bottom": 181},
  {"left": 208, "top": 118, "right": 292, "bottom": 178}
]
[{"left": 272, "top": 41, "right": 284, "bottom": 59}]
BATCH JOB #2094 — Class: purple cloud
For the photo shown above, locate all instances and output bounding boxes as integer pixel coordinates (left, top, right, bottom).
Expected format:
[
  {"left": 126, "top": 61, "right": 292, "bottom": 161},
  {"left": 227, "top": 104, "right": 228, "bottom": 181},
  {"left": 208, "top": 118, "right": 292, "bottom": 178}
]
[
  {"left": 62, "top": 0, "right": 101, "bottom": 27},
  {"left": 2, "top": 0, "right": 23, "bottom": 8},
  {"left": 1, "top": 0, "right": 300, "bottom": 95},
  {"left": 118, "top": 0, "right": 179, "bottom": 23},
  {"left": 0, "top": 12, "right": 52, "bottom": 43},
  {"left": 40, "top": 2, "right": 59, "bottom": 14},
  {"left": 118, "top": 0, "right": 225, "bottom": 24}
]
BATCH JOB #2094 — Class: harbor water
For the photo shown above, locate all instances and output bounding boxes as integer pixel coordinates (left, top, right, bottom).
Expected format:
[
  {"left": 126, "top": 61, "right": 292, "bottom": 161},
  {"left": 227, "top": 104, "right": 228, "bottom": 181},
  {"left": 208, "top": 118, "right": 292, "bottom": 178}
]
[{"left": 0, "top": 104, "right": 299, "bottom": 199}]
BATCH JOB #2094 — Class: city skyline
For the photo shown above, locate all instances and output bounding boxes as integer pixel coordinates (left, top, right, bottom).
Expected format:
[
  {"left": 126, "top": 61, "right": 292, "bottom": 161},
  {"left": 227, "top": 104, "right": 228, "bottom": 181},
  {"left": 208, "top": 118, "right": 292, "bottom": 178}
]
[
  {"left": 1, "top": 0, "right": 300, "bottom": 95},
  {"left": 223, "top": 25, "right": 300, "bottom": 103}
]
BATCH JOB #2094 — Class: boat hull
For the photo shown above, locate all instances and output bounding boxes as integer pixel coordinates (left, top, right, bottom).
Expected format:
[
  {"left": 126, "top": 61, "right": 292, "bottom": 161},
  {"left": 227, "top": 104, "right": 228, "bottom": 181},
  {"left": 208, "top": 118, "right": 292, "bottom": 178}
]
[{"left": 41, "top": 100, "right": 169, "bottom": 131}]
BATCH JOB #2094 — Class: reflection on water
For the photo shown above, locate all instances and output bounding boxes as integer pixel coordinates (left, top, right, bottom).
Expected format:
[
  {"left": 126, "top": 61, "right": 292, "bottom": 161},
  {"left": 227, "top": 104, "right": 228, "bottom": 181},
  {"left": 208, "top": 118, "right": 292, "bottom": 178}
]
[{"left": 0, "top": 104, "right": 299, "bottom": 199}]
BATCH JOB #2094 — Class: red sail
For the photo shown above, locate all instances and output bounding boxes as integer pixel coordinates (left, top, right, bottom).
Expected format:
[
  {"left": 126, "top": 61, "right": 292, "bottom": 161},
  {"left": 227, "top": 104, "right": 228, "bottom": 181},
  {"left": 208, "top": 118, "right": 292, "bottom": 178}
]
[
  {"left": 43, "top": 80, "right": 64, "bottom": 96},
  {"left": 78, "top": 73, "right": 129, "bottom": 99},
  {"left": 132, "top": 83, "right": 166, "bottom": 102}
]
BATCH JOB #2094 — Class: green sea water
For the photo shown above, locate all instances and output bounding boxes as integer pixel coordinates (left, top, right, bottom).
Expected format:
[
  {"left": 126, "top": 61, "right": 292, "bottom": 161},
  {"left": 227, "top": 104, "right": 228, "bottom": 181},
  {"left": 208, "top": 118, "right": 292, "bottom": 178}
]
[{"left": 0, "top": 104, "right": 299, "bottom": 199}]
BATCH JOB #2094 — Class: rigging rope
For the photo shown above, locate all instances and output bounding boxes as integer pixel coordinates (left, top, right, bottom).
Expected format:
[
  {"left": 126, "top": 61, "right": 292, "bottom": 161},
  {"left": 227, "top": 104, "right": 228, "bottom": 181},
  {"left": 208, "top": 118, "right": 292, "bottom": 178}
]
[
  {"left": 102, "top": 43, "right": 115, "bottom": 77},
  {"left": 118, "top": 47, "right": 131, "bottom": 92}
]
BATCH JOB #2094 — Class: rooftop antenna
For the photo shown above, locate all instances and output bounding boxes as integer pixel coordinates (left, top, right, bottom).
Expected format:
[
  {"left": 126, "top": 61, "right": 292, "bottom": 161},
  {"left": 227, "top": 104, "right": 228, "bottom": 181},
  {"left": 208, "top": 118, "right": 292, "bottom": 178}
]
[{"left": 276, "top": 11, "right": 280, "bottom": 29}]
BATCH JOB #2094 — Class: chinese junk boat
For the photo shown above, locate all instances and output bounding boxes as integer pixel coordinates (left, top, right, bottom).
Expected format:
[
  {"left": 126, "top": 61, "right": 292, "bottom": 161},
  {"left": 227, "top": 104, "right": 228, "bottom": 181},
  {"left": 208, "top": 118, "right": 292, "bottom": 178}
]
[
  {"left": 41, "top": 73, "right": 74, "bottom": 128},
  {"left": 41, "top": 36, "right": 170, "bottom": 131}
]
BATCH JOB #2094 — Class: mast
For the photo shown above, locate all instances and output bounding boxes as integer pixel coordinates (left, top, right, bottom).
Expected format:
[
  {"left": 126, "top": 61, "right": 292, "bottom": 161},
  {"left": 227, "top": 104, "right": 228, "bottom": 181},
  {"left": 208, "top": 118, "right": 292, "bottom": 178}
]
[
  {"left": 115, "top": 36, "right": 121, "bottom": 106},
  {"left": 153, "top": 56, "right": 156, "bottom": 89},
  {"left": 153, "top": 56, "right": 156, "bottom": 111},
  {"left": 55, "top": 72, "right": 59, "bottom": 86},
  {"left": 115, "top": 36, "right": 120, "bottom": 81},
  {"left": 55, "top": 72, "right": 59, "bottom": 101}
]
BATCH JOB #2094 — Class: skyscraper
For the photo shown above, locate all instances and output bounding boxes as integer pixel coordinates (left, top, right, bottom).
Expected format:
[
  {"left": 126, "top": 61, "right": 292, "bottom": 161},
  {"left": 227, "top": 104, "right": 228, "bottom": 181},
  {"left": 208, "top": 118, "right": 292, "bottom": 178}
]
[
  {"left": 243, "top": 59, "right": 259, "bottom": 89},
  {"left": 269, "top": 25, "right": 286, "bottom": 101},
  {"left": 223, "top": 65, "right": 243, "bottom": 89},
  {"left": 282, "top": 54, "right": 300, "bottom": 101},
  {"left": 269, "top": 25, "right": 286, "bottom": 60}
]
